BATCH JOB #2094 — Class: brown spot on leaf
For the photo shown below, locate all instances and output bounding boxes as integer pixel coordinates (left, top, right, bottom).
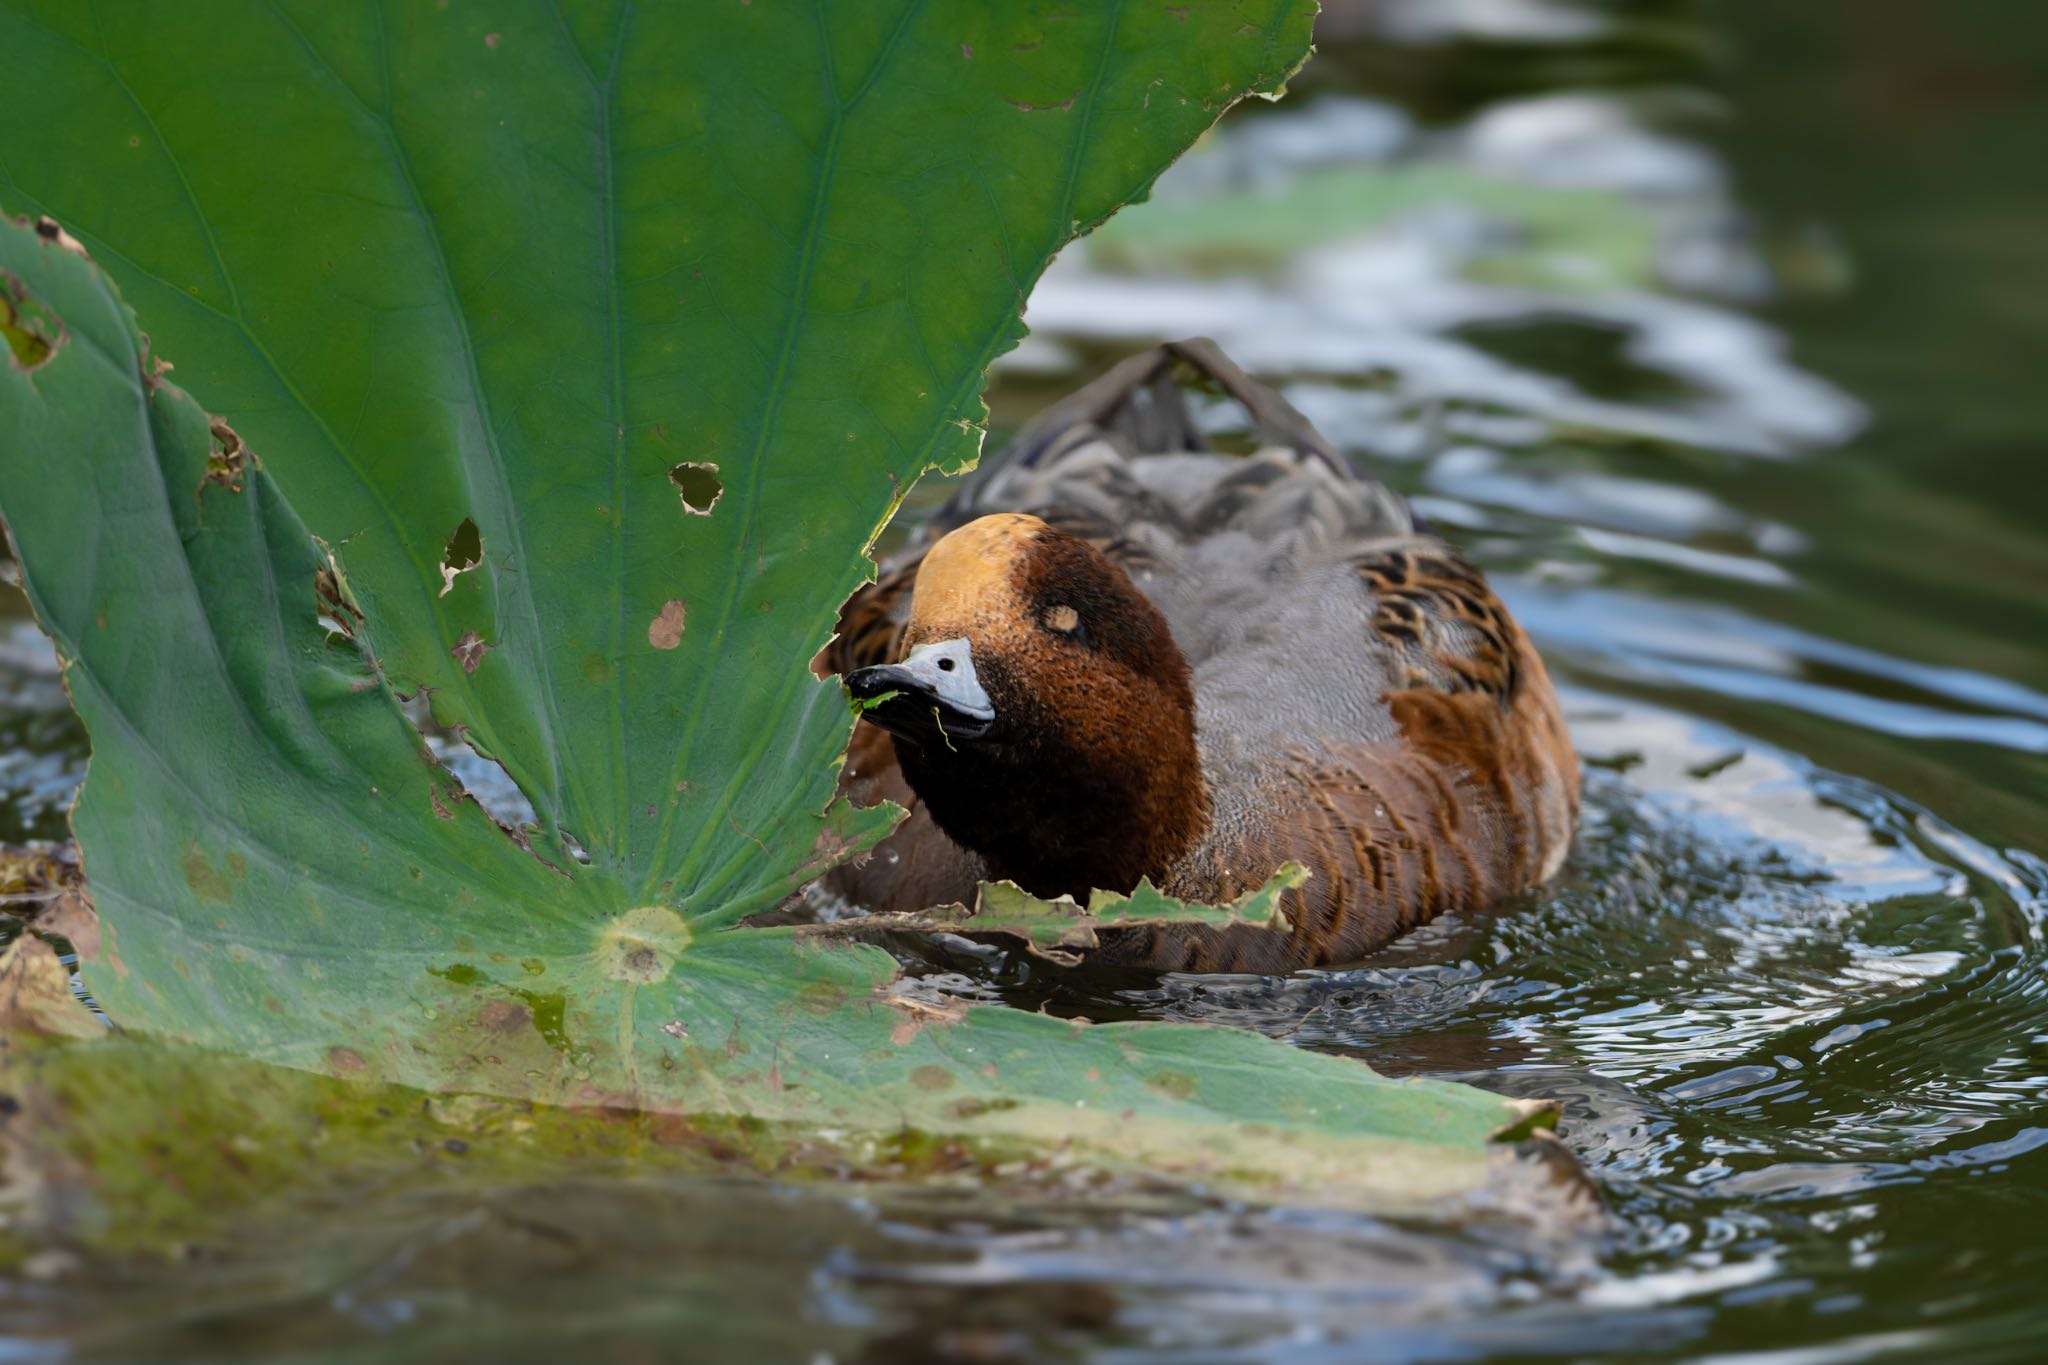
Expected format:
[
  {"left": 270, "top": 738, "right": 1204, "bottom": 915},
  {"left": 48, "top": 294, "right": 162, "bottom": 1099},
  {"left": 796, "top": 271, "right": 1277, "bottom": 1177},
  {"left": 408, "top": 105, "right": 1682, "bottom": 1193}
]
[
  {"left": 910, "top": 1064, "right": 954, "bottom": 1092},
  {"left": 648, "top": 599, "right": 688, "bottom": 649},
  {"left": 479, "top": 998, "right": 530, "bottom": 1035},
  {"left": 451, "top": 630, "right": 491, "bottom": 673},
  {"left": 327, "top": 1046, "right": 367, "bottom": 1075},
  {"left": 181, "top": 845, "right": 234, "bottom": 904},
  {"left": 1010, "top": 93, "right": 1078, "bottom": 112},
  {"left": 884, "top": 992, "right": 967, "bottom": 1045}
]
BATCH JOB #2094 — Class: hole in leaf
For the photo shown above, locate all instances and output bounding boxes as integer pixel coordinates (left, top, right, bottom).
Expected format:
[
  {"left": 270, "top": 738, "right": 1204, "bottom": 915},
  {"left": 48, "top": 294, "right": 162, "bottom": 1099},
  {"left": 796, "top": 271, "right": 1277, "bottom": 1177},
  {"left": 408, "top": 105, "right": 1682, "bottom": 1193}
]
[
  {"left": 315, "top": 559, "right": 363, "bottom": 641},
  {"left": 668, "top": 462, "right": 722, "bottom": 515},
  {"left": 0, "top": 272, "right": 62, "bottom": 374},
  {"left": 32, "top": 216, "right": 87, "bottom": 257},
  {"left": 439, "top": 518, "right": 483, "bottom": 596},
  {"left": 401, "top": 693, "right": 540, "bottom": 832},
  {"left": 202, "top": 418, "right": 249, "bottom": 493}
]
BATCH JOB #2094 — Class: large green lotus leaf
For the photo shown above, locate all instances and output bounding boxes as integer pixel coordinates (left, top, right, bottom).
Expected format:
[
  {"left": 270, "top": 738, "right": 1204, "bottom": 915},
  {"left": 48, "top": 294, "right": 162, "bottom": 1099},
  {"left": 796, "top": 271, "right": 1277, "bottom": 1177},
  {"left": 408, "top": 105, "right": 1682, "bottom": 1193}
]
[
  {"left": 0, "top": 5, "right": 1560, "bottom": 1210},
  {"left": 0, "top": 0, "right": 1312, "bottom": 904}
]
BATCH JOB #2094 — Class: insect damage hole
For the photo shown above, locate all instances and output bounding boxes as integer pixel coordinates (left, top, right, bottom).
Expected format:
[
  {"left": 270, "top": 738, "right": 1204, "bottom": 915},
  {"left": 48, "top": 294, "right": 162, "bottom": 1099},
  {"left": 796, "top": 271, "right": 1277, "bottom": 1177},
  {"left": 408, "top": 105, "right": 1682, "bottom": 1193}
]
[
  {"left": 315, "top": 561, "right": 363, "bottom": 641},
  {"left": 1, "top": 271, "right": 63, "bottom": 374},
  {"left": 668, "top": 462, "right": 722, "bottom": 515},
  {"left": 439, "top": 518, "right": 483, "bottom": 596},
  {"left": 202, "top": 418, "right": 251, "bottom": 493}
]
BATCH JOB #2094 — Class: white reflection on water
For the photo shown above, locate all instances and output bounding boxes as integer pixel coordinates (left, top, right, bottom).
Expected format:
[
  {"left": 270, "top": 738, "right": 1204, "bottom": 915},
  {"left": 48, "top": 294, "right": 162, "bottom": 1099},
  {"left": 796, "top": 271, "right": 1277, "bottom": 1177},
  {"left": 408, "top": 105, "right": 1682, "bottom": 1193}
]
[{"left": 1013, "top": 88, "right": 1864, "bottom": 459}]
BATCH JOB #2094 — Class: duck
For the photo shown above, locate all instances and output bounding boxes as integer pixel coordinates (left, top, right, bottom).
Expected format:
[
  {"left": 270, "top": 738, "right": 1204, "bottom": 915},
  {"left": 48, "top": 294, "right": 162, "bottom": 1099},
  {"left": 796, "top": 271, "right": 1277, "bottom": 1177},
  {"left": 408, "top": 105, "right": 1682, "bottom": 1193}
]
[{"left": 819, "top": 340, "right": 1578, "bottom": 972}]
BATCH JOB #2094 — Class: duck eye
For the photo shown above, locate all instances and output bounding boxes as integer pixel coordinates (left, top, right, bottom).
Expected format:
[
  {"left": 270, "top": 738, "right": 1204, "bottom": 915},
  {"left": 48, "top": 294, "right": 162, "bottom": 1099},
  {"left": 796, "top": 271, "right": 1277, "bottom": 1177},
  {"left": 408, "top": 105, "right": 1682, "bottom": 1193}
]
[
  {"left": 1042, "top": 604, "right": 1081, "bottom": 635},
  {"left": 937, "top": 656, "right": 956, "bottom": 672}
]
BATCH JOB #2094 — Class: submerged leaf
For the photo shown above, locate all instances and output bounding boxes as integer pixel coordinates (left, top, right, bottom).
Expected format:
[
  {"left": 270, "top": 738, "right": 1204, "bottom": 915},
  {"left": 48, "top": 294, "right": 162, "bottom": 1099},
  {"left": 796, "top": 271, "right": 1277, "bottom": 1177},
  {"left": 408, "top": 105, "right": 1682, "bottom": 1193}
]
[{"left": 0, "top": 1031, "right": 1582, "bottom": 1266}]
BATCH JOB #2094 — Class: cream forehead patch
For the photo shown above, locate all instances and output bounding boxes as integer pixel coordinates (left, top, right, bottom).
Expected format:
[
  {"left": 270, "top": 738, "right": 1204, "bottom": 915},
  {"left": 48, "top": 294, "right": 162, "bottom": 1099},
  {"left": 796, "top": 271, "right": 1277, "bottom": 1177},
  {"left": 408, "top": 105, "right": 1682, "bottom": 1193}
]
[
  {"left": 1042, "top": 604, "right": 1079, "bottom": 633},
  {"left": 909, "top": 513, "right": 1045, "bottom": 626}
]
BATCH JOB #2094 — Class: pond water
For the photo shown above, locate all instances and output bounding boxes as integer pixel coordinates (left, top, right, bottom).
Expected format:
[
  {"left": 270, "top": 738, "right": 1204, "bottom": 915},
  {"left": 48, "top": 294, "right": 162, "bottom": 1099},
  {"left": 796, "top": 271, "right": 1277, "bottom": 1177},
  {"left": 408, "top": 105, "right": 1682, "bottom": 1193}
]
[{"left": 5, "top": 0, "right": 2047, "bottom": 1359}]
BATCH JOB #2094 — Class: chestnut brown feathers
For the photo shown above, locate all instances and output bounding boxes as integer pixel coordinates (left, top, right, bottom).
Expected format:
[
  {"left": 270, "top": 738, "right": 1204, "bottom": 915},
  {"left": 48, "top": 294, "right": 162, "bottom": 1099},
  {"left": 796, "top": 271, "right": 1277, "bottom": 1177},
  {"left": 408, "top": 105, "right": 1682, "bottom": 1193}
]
[{"left": 826, "top": 340, "right": 1579, "bottom": 972}]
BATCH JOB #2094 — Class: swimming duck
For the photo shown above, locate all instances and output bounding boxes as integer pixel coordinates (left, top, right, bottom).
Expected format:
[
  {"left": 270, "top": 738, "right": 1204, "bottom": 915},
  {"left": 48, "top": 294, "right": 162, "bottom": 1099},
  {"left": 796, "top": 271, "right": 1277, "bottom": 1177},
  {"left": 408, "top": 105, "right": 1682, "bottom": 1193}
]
[{"left": 822, "top": 340, "right": 1578, "bottom": 972}]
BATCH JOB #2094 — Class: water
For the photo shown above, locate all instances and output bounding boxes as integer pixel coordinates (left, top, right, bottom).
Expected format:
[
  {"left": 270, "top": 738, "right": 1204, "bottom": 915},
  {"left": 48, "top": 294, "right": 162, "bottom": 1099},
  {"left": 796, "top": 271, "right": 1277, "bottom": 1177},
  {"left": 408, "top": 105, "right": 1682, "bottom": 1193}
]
[{"left": 5, "top": 0, "right": 2048, "bottom": 1358}]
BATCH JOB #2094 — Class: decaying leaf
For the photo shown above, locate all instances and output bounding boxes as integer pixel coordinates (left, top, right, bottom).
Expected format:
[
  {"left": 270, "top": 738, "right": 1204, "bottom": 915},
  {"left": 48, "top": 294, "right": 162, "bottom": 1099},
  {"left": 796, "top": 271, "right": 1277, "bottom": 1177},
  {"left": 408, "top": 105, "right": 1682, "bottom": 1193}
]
[
  {"left": 451, "top": 630, "right": 491, "bottom": 674},
  {"left": 0, "top": 937, "right": 98, "bottom": 1039},
  {"left": 201, "top": 416, "right": 249, "bottom": 492},
  {"left": 821, "top": 866, "right": 1307, "bottom": 966}
]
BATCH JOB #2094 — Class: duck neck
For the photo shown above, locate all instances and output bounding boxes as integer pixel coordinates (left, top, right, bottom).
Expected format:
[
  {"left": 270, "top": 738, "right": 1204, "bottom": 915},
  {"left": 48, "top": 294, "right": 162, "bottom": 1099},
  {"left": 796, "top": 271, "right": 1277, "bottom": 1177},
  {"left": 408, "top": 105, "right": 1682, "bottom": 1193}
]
[{"left": 897, "top": 703, "right": 1209, "bottom": 902}]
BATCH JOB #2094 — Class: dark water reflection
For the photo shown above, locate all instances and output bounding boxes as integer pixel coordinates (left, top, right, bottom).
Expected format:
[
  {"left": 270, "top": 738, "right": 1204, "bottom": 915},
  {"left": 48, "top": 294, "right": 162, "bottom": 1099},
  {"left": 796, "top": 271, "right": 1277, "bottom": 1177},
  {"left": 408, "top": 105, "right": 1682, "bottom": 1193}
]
[{"left": 6, "top": 0, "right": 2048, "bottom": 1359}]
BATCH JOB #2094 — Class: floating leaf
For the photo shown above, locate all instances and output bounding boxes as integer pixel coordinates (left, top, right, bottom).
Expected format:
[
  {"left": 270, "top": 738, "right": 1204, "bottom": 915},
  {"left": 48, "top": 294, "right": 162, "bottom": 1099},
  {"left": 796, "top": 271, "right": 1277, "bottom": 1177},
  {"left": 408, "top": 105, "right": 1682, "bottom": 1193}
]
[
  {"left": 1089, "top": 164, "right": 1661, "bottom": 290},
  {"left": 825, "top": 866, "right": 1308, "bottom": 965}
]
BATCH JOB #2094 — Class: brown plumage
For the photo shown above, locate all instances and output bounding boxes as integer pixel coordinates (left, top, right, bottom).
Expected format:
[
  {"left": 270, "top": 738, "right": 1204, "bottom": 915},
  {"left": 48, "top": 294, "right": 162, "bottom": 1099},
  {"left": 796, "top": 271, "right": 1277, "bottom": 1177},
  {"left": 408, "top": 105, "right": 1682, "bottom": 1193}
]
[{"left": 824, "top": 340, "right": 1579, "bottom": 972}]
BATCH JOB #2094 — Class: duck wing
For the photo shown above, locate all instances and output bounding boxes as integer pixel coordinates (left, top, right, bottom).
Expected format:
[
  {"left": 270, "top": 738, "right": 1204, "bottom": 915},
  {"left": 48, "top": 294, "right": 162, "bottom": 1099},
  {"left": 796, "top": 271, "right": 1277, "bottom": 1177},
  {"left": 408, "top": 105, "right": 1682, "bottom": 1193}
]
[{"left": 1107, "top": 562, "right": 1579, "bottom": 972}]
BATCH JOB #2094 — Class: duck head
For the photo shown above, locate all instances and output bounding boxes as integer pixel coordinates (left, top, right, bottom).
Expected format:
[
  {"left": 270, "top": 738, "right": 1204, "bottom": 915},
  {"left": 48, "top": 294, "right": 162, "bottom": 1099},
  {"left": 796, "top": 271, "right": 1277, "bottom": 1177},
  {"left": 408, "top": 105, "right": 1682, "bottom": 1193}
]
[{"left": 845, "top": 514, "right": 1208, "bottom": 900}]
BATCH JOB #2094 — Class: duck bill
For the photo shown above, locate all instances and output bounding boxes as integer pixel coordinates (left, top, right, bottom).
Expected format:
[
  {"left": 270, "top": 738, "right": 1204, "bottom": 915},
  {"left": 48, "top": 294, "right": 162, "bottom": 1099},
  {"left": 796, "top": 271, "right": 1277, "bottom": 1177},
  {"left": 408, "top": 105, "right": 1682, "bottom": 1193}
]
[{"left": 846, "top": 661, "right": 994, "bottom": 747}]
